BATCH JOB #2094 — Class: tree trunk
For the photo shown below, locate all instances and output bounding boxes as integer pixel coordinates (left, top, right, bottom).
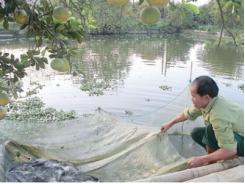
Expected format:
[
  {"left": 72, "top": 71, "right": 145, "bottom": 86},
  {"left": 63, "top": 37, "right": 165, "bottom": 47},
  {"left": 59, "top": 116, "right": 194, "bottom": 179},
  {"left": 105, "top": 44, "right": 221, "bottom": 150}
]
[{"left": 216, "top": 0, "right": 237, "bottom": 47}]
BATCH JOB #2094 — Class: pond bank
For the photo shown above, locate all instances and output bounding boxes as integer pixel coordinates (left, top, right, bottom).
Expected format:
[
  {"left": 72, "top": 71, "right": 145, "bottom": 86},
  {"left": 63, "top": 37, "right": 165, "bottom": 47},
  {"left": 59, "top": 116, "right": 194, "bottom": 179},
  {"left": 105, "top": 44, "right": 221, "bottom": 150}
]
[{"left": 0, "top": 28, "right": 239, "bottom": 46}]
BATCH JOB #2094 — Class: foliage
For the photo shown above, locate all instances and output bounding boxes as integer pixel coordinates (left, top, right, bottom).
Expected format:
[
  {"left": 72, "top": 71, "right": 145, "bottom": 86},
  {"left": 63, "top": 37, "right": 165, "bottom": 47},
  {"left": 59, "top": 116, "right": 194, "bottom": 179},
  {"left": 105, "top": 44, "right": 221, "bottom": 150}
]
[
  {"left": 0, "top": 52, "right": 26, "bottom": 81},
  {"left": 0, "top": 0, "right": 92, "bottom": 96},
  {"left": 0, "top": 0, "right": 243, "bottom": 98},
  {"left": 90, "top": 0, "right": 142, "bottom": 34},
  {"left": 192, "top": 5, "right": 215, "bottom": 30},
  {"left": 80, "top": 79, "right": 109, "bottom": 96},
  {"left": 210, "top": 0, "right": 244, "bottom": 29},
  {"left": 6, "top": 97, "right": 76, "bottom": 122},
  {"left": 164, "top": 2, "right": 200, "bottom": 29},
  {"left": 159, "top": 85, "right": 172, "bottom": 91},
  {"left": 238, "top": 84, "right": 244, "bottom": 92},
  {"left": 201, "top": 0, "right": 243, "bottom": 46}
]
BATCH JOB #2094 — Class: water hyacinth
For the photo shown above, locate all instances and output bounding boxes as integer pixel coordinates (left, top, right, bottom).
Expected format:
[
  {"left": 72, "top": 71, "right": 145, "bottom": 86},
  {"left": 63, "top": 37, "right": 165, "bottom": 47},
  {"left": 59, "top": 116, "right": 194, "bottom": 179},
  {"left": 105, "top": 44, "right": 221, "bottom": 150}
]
[
  {"left": 80, "top": 79, "right": 109, "bottom": 96},
  {"left": 159, "top": 85, "right": 172, "bottom": 91},
  {"left": 6, "top": 97, "right": 76, "bottom": 123}
]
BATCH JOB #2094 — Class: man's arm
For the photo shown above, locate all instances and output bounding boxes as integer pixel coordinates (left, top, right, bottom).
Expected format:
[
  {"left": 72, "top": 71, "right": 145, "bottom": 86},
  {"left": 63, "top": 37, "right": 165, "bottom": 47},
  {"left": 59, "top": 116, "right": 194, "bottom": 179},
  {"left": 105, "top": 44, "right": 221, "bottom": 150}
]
[
  {"left": 160, "top": 112, "right": 188, "bottom": 132},
  {"left": 187, "top": 148, "right": 237, "bottom": 168}
]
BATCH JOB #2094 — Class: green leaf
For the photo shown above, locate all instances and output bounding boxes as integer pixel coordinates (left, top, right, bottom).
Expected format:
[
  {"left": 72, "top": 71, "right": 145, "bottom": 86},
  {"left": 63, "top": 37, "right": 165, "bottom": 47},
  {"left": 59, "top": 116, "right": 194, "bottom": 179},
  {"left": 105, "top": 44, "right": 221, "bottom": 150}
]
[
  {"left": 185, "top": 3, "right": 200, "bottom": 14},
  {"left": 139, "top": 0, "right": 145, "bottom": 5},
  {"left": 34, "top": 57, "right": 46, "bottom": 69},
  {"left": 27, "top": 50, "right": 40, "bottom": 57}
]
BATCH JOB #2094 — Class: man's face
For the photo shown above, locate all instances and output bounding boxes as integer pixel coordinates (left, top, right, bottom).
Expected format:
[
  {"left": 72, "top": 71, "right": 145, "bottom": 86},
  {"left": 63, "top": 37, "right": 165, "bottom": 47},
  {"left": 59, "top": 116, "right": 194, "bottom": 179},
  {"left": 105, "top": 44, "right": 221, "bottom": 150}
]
[{"left": 190, "top": 84, "right": 210, "bottom": 109}]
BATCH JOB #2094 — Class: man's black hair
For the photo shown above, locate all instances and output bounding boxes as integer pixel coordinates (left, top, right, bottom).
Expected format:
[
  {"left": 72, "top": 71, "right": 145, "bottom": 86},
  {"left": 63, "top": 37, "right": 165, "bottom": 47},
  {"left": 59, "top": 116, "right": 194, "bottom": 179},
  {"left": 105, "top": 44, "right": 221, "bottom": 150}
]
[{"left": 192, "top": 76, "right": 219, "bottom": 98}]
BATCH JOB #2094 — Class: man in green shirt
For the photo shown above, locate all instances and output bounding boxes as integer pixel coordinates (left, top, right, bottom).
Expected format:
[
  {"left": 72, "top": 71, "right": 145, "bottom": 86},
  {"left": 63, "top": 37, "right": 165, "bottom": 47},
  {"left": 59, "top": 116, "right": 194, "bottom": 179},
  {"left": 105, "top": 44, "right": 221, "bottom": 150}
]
[{"left": 160, "top": 76, "right": 244, "bottom": 168}]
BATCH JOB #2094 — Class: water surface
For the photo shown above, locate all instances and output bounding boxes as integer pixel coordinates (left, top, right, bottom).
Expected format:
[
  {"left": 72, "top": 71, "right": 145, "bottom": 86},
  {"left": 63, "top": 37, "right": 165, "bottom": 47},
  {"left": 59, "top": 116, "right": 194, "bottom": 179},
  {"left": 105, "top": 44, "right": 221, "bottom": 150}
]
[{"left": 1, "top": 34, "right": 244, "bottom": 128}]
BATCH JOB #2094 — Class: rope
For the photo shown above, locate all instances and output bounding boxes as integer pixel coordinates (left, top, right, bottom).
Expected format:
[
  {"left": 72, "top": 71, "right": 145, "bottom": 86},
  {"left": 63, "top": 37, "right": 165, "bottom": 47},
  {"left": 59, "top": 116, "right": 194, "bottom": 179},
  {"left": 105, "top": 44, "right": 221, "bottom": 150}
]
[{"left": 104, "top": 83, "right": 191, "bottom": 119}]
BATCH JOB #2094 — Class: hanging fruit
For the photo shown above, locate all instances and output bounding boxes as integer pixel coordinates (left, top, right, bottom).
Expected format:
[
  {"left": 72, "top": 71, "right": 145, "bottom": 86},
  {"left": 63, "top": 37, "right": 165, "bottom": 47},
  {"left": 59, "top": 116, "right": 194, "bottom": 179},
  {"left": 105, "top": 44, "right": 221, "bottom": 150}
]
[
  {"left": 140, "top": 6, "right": 161, "bottom": 25},
  {"left": 51, "top": 58, "right": 70, "bottom": 72},
  {"left": 52, "top": 6, "right": 71, "bottom": 24},
  {"left": 0, "top": 93, "right": 10, "bottom": 106},
  {"left": 14, "top": 9, "right": 29, "bottom": 25}
]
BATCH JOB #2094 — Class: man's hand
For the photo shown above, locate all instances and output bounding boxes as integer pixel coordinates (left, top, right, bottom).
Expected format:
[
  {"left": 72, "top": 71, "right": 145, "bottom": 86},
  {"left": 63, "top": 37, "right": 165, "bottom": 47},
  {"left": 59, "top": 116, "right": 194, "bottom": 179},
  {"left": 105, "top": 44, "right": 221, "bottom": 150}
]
[
  {"left": 160, "top": 112, "right": 187, "bottom": 133},
  {"left": 160, "top": 122, "right": 172, "bottom": 133},
  {"left": 187, "top": 156, "right": 209, "bottom": 168}
]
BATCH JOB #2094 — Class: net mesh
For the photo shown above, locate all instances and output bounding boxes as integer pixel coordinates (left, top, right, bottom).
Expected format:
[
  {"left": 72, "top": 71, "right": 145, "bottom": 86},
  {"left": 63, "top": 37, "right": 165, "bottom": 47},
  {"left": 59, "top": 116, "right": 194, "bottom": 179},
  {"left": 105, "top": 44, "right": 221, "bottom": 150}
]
[
  {"left": 0, "top": 85, "right": 206, "bottom": 181},
  {"left": 1, "top": 110, "right": 190, "bottom": 181}
]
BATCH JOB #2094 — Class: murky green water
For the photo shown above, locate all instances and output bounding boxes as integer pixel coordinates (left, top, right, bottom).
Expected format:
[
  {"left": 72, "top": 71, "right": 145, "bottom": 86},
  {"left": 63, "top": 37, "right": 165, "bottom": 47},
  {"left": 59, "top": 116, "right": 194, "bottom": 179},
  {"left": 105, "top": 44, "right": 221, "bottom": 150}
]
[{"left": 1, "top": 34, "right": 244, "bottom": 127}]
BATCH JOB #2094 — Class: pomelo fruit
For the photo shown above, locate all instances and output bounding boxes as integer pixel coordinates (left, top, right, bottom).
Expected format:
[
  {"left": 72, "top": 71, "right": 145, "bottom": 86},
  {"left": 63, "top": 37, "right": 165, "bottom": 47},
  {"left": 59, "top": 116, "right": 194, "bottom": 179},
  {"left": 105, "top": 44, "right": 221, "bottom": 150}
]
[
  {"left": 0, "top": 93, "right": 10, "bottom": 106},
  {"left": 147, "top": 0, "right": 169, "bottom": 7},
  {"left": 51, "top": 58, "right": 70, "bottom": 72},
  {"left": 14, "top": 9, "right": 29, "bottom": 25},
  {"left": 0, "top": 106, "right": 6, "bottom": 120},
  {"left": 107, "top": 0, "right": 129, "bottom": 6},
  {"left": 140, "top": 6, "right": 161, "bottom": 25},
  {"left": 52, "top": 6, "right": 71, "bottom": 24},
  {"left": 69, "top": 16, "right": 81, "bottom": 27}
]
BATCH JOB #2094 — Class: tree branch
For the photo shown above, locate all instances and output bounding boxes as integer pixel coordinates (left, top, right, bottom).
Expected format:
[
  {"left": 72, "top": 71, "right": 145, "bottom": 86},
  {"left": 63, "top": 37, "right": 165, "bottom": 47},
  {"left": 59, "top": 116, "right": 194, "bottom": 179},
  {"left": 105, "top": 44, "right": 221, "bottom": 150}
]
[{"left": 216, "top": 0, "right": 237, "bottom": 47}]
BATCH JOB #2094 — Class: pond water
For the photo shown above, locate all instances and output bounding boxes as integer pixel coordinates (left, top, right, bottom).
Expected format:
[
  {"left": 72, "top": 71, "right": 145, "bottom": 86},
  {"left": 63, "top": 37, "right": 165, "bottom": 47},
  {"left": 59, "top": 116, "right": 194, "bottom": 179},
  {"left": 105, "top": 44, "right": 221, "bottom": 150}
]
[
  {"left": 0, "top": 34, "right": 244, "bottom": 181},
  {"left": 1, "top": 34, "right": 244, "bottom": 128}
]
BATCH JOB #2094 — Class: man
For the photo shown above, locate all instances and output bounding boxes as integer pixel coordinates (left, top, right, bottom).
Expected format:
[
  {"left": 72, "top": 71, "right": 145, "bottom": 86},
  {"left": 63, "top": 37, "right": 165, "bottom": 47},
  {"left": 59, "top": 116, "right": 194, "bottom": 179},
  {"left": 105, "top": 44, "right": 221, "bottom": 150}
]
[{"left": 160, "top": 76, "right": 244, "bottom": 168}]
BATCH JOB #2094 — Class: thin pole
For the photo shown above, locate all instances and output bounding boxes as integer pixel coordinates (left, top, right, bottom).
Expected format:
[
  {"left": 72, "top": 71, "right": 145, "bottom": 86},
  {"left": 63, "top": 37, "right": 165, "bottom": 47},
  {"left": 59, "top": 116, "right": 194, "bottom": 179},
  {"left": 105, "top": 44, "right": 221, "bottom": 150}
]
[
  {"left": 161, "top": 39, "right": 167, "bottom": 76},
  {"left": 181, "top": 61, "right": 193, "bottom": 153},
  {"left": 189, "top": 62, "right": 193, "bottom": 83}
]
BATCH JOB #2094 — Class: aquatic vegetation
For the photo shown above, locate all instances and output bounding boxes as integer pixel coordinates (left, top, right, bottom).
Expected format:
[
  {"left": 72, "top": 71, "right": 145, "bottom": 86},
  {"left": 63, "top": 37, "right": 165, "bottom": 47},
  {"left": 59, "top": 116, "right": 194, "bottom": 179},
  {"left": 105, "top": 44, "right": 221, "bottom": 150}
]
[
  {"left": 6, "top": 97, "right": 76, "bottom": 122},
  {"left": 159, "top": 85, "right": 172, "bottom": 91},
  {"left": 238, "top": 84, "right": 244, "bottom": 92},
  {"left": 26, "top": 82, "right": 45, "bottom": 97},
  {"left": 125, "top": 110, "right": 133, "bottom": 116},
  {"left": 80, "top": 80, "right": 109, "bottom": 96}
]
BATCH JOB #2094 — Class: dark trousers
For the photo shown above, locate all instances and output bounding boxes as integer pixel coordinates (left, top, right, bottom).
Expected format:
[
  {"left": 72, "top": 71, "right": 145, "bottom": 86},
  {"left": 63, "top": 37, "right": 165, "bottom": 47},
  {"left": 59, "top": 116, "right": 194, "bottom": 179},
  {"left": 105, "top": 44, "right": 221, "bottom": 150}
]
[{"left": 191, "top": 124, "right": 244, "bottom": 157}]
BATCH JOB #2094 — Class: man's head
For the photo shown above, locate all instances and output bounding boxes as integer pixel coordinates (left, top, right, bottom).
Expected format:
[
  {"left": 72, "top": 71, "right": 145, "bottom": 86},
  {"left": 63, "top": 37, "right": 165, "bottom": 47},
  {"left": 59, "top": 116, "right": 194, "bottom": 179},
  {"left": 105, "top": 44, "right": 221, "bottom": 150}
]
[{"left": 190, "top": 76, "right": 219, "bottom": 108}]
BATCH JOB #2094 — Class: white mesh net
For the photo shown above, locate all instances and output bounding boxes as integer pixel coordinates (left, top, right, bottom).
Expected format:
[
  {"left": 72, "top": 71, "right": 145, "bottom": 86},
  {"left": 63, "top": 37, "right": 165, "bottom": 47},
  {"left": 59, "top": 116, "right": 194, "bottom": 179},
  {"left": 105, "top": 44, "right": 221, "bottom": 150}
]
[{"left": 0, "top": 110, "right": 192, "bottom": 181}]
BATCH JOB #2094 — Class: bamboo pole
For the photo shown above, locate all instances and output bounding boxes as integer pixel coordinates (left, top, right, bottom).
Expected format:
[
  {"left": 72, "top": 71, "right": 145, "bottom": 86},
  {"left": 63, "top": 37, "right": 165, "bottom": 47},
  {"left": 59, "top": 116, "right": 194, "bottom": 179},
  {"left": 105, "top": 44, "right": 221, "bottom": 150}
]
[
  {"left": 186, "top": 165, "right": 244, "bottom": 182},
  {"left": 138, "top": 158, "right": 243, "bottom": 182}
]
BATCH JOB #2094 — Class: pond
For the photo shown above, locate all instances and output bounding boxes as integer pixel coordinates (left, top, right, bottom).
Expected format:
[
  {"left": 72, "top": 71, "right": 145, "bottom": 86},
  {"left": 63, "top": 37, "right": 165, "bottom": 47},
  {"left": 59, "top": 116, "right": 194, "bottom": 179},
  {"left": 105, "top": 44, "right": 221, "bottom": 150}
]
[
  {"left": 0, "top": 33, "right": 243, "bottom": 181},
  {"left": 2, "top": 34, "right": 243, "bottom": 125}
]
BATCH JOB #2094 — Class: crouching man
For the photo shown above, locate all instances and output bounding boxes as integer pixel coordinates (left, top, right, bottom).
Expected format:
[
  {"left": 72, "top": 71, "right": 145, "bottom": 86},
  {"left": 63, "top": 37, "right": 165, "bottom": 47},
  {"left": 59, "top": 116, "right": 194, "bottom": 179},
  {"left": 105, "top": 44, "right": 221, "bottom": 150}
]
[{"left": 161, "top": 76, "right": 244, "bottom": 168}]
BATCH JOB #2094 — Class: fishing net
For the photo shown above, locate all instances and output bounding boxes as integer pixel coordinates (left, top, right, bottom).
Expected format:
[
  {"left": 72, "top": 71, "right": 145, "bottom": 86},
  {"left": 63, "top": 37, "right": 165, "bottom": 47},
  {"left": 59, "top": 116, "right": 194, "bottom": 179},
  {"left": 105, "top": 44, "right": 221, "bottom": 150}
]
[
  {"left": 126, "top": 84, "right": 203, "bottom": 134},
  {"left": 0, "top": 85, "right": 207, "bottom": 181},
  {"left": 0, "top": 110, "right": 194, "bottom": 182}
]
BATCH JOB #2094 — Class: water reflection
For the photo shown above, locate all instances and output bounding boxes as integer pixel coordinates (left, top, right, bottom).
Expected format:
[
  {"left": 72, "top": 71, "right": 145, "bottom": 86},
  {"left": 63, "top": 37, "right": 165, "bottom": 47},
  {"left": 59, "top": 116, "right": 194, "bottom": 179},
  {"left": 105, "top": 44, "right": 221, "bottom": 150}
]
[
  {"left": 72, "top": 37, "right": 132, "bottom": 95},
  {"left": 1, "top": 35, "right": 243, "bottom": 119},
  {"left": 71, "top": 35, "right": 197, "bottom": 95},
  {"left": 197, "top": 42, "right": 243, "bottom": 79}
]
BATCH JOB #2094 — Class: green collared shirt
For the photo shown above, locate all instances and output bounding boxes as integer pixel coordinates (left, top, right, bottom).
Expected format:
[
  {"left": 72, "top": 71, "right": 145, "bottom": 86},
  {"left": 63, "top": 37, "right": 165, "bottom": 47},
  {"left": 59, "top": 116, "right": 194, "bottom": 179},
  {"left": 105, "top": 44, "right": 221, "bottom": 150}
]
[{"left": 184, "top": 96, "right": 244, "bottom": 150}]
